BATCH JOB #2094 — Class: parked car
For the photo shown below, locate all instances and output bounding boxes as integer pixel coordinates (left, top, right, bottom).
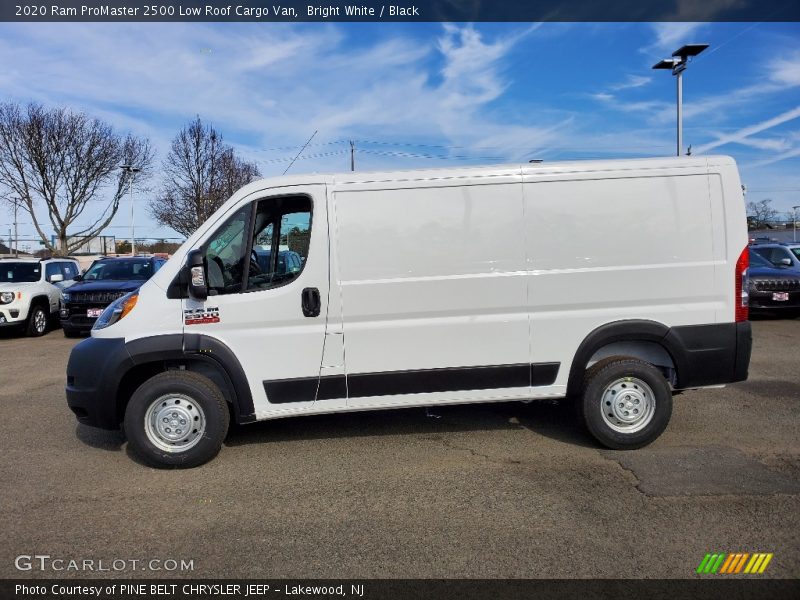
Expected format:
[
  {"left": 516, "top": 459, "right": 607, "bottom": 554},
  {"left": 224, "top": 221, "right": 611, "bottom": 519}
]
[
  {"left": 252, "top": 248, "right": 302, "bottom": 279},
  {"left": 67, "top": 155, "right": 752, "bottom": 468},
  {"left": 750, "top": 242, "right": 800, "bottom": 269},
  {"left": 60, "top": 256, "right": 166, "bottom": 337},
  {"left": 0, "top": 257, "right": 81, "bottom": 336},
  {"left": 748, "top": 250, "right": 800, "bottom": 311}
]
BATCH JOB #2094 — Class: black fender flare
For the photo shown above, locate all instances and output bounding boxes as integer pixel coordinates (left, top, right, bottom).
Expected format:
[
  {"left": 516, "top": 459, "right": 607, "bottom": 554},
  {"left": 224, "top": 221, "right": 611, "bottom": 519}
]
[
  {"left": 125, "top": 333, "right": 256, "bottom": 424},
  {"left": 566, "top": 319, "right": 681, "bottom": 397}
]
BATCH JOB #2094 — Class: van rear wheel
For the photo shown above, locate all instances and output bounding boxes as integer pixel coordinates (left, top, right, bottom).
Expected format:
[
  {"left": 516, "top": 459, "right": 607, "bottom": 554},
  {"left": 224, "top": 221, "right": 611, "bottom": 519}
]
[
  {"left": 579, "top": 357, "right": 672, "bottom": 450},
  {"left": 124, "top": 371, "right": 229, "bottom": 468}
]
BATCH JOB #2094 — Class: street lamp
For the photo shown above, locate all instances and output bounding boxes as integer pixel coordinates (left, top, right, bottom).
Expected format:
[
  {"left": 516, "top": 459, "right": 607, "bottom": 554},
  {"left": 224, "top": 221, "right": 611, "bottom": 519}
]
[
  {"left": 119, "top": 165, "right": 141, "bottom": 255},
  {"left": 653, "top": 44, "right": 709, "bottom": 157},
  {"left": 793, "top": 205, "right": 800, "bottom": 243}
]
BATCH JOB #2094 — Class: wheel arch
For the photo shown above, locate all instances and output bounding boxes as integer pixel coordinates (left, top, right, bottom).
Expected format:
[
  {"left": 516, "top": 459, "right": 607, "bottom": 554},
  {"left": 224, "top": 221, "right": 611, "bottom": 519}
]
[
  {"left": 567, "top": 319, "right": 681, "bottom": 397},
  {"left": 115, "top": 334, "right": 256, "bottom": 427},
  {"left": 29, "top": 294, "right": 50, "bottom": 312}
]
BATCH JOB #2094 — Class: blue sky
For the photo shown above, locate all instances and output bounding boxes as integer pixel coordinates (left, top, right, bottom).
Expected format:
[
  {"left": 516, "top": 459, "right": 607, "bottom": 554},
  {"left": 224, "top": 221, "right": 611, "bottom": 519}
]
[{"left": 1, "top": 21, "right": 799, "bottom": 244}]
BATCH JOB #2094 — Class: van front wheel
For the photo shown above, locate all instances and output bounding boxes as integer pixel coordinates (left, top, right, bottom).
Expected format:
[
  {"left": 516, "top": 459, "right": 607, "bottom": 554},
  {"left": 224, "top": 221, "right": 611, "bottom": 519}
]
[
  {"left": 580, "top": 357, "right": 672, "bottom": 450},
  {"left": 124, "top": 371, "right": 230, "bottom": 468}
]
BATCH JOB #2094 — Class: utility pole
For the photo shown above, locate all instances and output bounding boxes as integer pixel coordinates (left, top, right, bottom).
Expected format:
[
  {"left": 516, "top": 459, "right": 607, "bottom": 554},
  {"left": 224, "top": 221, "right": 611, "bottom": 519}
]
[{"left": 350, "top": 140, "right": 355, "bottom": 172}]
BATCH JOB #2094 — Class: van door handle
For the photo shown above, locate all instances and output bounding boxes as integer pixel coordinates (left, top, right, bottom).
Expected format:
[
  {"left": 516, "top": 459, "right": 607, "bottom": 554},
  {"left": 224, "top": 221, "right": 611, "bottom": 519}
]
[{"left": 301, "top": 287, "right": 321, "bottom": 317}]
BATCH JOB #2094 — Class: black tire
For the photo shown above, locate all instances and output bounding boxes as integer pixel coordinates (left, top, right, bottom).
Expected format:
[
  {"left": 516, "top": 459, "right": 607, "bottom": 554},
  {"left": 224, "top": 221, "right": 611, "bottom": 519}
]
[
  {"left": 25, "top": 303, "right": 49, "bottom": 337},
  {"left": 579, "top": 356, "right": 672, "bottom": 450},
  {"left": 124, "top": 371, "right": 230, "bottom": 469}
]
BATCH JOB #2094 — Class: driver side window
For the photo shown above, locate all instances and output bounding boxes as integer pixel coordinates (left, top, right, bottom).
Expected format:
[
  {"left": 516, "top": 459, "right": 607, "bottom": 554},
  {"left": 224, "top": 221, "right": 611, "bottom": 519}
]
[
  {"left": 246, "top": 195, "right": 312, "bottom": 292},
  {"left": 204, "top": 205, "right": 250, "bottom": 295},
  {"left": 202, "top": 195, "right": 312, "bottom": 296}
]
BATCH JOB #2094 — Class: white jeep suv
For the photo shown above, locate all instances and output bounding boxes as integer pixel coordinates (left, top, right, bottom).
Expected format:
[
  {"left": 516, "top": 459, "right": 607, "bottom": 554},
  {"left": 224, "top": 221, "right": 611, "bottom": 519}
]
[{"left": 0, "top": 257, "right": 81, "bottom": 336}]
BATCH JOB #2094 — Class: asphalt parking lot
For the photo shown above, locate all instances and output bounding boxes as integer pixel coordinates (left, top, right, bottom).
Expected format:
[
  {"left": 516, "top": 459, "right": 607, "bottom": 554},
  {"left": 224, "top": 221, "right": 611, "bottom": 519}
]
[{"left": 1, "top": 317, "right": 798, "bottom": 579}]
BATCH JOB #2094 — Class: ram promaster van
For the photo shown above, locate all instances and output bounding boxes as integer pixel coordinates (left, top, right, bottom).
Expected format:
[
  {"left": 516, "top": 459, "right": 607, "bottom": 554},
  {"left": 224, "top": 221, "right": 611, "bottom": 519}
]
[{"left": 66, "top": 156, "right": 752, "bottom": 468}]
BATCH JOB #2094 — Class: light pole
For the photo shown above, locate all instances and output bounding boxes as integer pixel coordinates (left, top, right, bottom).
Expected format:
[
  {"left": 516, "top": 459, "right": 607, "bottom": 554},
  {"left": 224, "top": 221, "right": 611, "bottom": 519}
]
[
  {"left": 119, "top": 165, "right": 141, "bottom": 255},
  {"left": 653, "top": 44, "right": 709, "bottom": 157},
  {"left": 793, "top": 205, "right": 800, "bottom": 243}
]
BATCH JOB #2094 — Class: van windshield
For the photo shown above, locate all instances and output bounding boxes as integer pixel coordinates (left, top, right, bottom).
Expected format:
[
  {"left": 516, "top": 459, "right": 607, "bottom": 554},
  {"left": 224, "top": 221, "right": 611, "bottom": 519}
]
[{"left": 0, "top": 262, "right": 41, "bottom": 283}]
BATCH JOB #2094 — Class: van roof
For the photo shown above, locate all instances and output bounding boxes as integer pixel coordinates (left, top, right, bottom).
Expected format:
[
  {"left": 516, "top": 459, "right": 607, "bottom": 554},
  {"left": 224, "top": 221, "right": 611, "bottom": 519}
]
[{"left": 243, "top": 155, "right": 735, "bottom": 191}]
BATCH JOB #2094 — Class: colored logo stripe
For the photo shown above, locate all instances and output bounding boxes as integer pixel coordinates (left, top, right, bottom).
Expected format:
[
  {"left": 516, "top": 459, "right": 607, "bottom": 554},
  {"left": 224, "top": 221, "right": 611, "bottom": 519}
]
[{"left": 698, "top": 552, "right": 773, "bottom": 574}]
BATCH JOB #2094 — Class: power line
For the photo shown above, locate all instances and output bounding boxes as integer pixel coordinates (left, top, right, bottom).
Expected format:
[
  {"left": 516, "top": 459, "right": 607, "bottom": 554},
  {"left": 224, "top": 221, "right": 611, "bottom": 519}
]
[
  {"left": 254, "top": 139, "right": 348, "bottom": 153},
  {"left": 260, "top": 149, "right": 349, "bottom": 164}
]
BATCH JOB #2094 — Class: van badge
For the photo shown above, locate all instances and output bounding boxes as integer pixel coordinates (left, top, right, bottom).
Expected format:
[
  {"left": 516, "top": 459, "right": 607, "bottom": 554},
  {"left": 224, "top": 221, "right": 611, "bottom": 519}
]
[{"left": 184, "top": 307, "right": 220, "bottom": 325}]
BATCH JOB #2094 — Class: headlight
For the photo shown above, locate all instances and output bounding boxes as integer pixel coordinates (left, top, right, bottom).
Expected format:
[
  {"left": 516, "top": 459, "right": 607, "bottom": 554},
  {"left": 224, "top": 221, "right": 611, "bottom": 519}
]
[
  {"left": 92, "top": 291, "right": 138, "bottom": 331},
  {"left": 0, "top": 291, "right": 16, "bottom": 304}
]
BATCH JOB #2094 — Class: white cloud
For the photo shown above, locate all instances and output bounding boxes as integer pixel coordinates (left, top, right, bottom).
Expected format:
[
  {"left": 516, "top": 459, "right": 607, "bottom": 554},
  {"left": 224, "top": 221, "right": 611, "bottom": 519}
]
[
  {"left": 610, "top": 75, "right": 652, "bottom": 91},
  {"left": 768, "top": 51, "right": 800, "bottom": 87},
  {"left": 732, "top": 136, "right": 793, "bottom": 152},
  {"left": 642, "top": 23, "right": 706, "bottom": 56},
  {"left": 693, "top": 106, "right": 800, "bottom": 154}
]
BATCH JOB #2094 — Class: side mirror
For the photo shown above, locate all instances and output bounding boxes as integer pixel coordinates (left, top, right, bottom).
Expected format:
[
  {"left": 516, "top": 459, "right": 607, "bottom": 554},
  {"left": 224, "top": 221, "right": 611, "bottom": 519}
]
[
  {"left": 74, "top": 274, "right": 83, "bottom": 282},
  {"left": 780, "top": 258, "right": 792, "bottom": 267},
  {"left": 187, "top": 249, "right": 208, "bottom": 301},
  {"left": 49, "top": 274, "right": 64, "bottom": 283}
]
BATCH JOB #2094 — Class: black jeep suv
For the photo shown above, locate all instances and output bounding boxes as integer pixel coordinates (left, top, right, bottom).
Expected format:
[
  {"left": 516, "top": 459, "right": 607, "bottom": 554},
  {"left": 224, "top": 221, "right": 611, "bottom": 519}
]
[{"left": 60, "top": 256, "right": 165, "bottom": 337}]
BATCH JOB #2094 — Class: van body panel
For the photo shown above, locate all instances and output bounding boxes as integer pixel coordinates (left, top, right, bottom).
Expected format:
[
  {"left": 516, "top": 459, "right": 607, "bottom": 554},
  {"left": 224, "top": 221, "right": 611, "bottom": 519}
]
[
  {"left": 67, "top": 156, "right": 751, "bottom": 435},
  {"left": 523, "top": 168, "right": 717, "bottom": 388},
  {"left": 333, "top": 179, "right": 531, "bottom": 402}
]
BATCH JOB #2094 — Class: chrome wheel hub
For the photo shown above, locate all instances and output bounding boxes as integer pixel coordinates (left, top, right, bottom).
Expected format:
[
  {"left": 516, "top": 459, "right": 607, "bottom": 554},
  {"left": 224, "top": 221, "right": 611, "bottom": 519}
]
[
  {"left": 600, "top": 377, "right": 655, "bottom": 434},
  {"left": 144, "top": 394, "right": 206, "bottom": 453},
  {"left": 34, "top": 310, "right": 46, "bottom": 332}
]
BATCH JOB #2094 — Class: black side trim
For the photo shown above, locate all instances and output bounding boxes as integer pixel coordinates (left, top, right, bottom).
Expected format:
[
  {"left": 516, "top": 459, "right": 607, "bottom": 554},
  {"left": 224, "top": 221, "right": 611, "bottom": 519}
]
[
  {"left": 263, "top": 362, "right": 560, "bottom": 404},
  {"left": 531, "top": 362, "right": 560, "bottom": 386},
  {"left": 349, "top": 363, "right": 531, "bottom": 398},
  {"left": 317, "top": 375, "right": 347, "bottom": 400},
  {"left": 264, "top": 376, "right": 319, "bottom": 404}
]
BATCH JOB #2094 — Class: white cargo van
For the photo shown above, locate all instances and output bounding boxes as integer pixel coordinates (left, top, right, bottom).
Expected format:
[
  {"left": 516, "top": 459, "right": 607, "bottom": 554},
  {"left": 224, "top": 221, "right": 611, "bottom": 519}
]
[{"left": 66, "top": 156, "right": 752, "bottom": 468}]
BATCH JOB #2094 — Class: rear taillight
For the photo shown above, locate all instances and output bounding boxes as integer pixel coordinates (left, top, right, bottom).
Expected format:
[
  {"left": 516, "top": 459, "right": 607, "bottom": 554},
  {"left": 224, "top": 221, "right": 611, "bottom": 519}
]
[{"left": 735, "top": 245, "right": 749, "bottom": 322}]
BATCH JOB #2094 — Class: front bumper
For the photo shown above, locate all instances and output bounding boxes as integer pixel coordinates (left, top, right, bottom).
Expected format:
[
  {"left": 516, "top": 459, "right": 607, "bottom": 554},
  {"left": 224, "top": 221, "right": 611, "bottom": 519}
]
[
  {"left": 66, "top": 337, "right": 134, "bottom": 430},
  {"left": 749, "top": 290, "right": 800, "bottom": 309},
  {"left": 60, "top": 303, "right": 105, "bottom": 332},
  {"left": 0, "top": 305, "right": 27, "bottom": 326}
]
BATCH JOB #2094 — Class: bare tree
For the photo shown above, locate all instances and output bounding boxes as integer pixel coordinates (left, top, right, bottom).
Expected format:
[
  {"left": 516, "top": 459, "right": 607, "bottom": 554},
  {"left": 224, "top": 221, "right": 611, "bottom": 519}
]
[
  {"left": 149, "top": 117, "right": 261, "bottom": 237},
  {"left": 0, "top": 102, "right": 152, "bottom": 255},
  {"left": 747, "top": 198, "right": 778, "bottom": 229}
]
